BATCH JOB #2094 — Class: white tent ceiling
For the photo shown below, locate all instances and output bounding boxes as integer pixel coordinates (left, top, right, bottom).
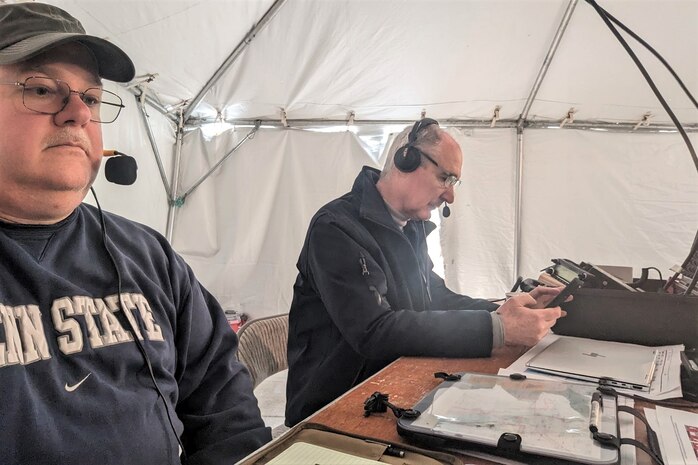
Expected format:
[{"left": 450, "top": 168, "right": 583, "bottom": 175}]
[
  {"left": 25, "top": 0, "right": 698, "bottom": 318},
  {"left": 45, "top": 0, "right": 698, "bottom": 125}
]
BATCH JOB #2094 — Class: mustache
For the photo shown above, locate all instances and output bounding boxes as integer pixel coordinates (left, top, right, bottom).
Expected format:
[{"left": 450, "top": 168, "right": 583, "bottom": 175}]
[{"left": 44, "top": 130, "right": 93, "bottom": 154}]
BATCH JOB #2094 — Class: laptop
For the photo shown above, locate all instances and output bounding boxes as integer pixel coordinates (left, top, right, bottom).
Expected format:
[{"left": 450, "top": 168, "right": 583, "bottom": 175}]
[{"left": 526, "top": 336, "right": 658, "bottom": 391}]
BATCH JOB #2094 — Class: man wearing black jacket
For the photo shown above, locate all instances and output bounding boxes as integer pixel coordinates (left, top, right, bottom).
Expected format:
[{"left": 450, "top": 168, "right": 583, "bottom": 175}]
[{"left": 286, "top": 119, "right": 564, "bottom": 426}]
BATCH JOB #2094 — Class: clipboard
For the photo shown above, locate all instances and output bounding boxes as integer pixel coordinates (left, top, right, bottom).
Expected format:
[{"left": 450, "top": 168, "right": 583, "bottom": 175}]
[{"left": 397, "top": 373, "right": 620, "bottom": 465}]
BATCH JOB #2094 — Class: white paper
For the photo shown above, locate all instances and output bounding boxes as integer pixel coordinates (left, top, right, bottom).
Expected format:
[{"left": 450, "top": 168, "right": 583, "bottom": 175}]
[{"left": 653, "top": 406, "right": 698, "bottom": 465}]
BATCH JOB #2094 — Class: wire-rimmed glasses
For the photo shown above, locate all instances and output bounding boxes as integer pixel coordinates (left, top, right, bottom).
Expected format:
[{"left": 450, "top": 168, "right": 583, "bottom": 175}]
[
  {"left": 420, "top": 150, "right": 462, "bottom": 188},
  {"left": 0, "top": 76, "right": 124, "bottom": 123}
]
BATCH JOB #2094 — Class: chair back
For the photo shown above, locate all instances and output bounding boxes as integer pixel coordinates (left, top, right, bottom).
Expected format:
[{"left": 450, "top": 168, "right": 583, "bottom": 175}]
[{"left": 236, "top": 313, "right": 289, "bottom": 388}]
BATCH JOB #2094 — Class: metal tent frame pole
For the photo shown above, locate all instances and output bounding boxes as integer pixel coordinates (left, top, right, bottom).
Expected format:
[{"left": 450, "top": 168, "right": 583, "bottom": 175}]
[
  {"left": 169, "top": 0, "right": 286, "bottom": 241},
  {"left": 182, "top": 0, "right": 288, "bottom": 122},
  {"left": 513, "top": 0, "right": 579, "bottom": 282},
  {"left": 166, "top": 113, "right": 185, "bottom": 242},
  {"left": 129, "top": 0, "right": 288, "bottom": 242},
  {"left": 135, "top": 94, "right": 171, "bottom": 197},
  {"left": 181, "top": 118, "right": 698, "bottom": 133},
  {"left": 178, "top": 123, "right": 261, "bottom": 202}
]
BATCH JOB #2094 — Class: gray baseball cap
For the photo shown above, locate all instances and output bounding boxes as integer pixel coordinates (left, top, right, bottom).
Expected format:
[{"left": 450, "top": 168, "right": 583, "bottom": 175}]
[{"left": 0, "top": 2, "right": 135, "bottom": 82}]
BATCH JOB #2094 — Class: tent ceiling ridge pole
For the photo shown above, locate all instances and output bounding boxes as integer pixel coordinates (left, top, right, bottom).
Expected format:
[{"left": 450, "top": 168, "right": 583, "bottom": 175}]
[
  {"left": 527, "top": 120, "right": 698, "bottom": 132},
  {"left": 165, "top": 112, "right": 185, "bottom": 242},
  {"left": 180, "top": 123, "right": 260, "bottom": 200},
  {"left": 135, "top": 94, "right": 172, "bottom": 196},
  {"left": 518, "top": 0, "right": 579, "bottom": 126},
  {"left": 183, "top": 118, "right": 698, "bottom": 132},
  {"left": 193, "top": 118, "right": 517, "bottom": 128},
  {"left": 182, "top": 0, "right": 289, "bottom": 122}
]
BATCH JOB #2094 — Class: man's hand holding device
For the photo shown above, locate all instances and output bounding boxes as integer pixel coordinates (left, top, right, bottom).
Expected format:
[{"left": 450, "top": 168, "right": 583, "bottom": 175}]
[{"left": 496, "top": 279, "right": 582, "bottom": 347}]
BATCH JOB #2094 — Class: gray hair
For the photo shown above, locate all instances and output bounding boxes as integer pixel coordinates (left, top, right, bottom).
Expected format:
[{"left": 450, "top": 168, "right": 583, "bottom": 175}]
[{"left": 381, "top": 122, "right": 442, "bottom": 178}]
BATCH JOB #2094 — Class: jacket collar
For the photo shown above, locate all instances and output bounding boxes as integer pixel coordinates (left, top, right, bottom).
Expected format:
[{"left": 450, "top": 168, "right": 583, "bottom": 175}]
[{"left": 353, "top": 166, "right": 436, "bottom": 236}]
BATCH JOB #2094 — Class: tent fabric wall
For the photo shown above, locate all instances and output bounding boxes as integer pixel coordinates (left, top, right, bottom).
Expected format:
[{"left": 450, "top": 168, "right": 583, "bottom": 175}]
[
  {"left": 441, "top": 128, "right": 698, "bottom": 300},
  {"left": 518, "top": 130, "right": 698, "bottom": 280},
  {"left": 164, "top": 126, "right": 698, "bottom": 318},
  {"left": 441, "top": 128, "right": 518, "bottom": 298},
  {"left": 171, "top": 129, "right": 378, "bottom": 317},
  {"left": 29, "top": 0, "right": 697, "bottom": 319}
]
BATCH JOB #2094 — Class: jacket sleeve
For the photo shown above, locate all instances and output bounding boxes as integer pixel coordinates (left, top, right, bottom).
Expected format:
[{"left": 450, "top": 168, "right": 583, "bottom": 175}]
[
  {"left": 172, "top": 260, "right": 271, "bottom": 465},
  {"left": 428, "top": 270, "right": 500, "bottom": 311},
  {"left": 305, "top": 217, "right": 494, "bottom": 360}
]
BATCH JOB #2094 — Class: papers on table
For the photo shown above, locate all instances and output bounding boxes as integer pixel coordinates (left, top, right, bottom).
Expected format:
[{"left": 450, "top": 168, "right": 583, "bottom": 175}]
[
  {"left": 645, "top": 406, "right": 698, "bottom": 465},
  {"left": 499, "top": 333, "right": 684, "bottom": 400}
]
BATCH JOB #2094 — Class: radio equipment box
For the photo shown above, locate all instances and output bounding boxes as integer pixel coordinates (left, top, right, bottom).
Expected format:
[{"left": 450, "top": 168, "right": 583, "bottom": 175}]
[{"left": 552, "top": 287, "right": 698, "bottom": 350}]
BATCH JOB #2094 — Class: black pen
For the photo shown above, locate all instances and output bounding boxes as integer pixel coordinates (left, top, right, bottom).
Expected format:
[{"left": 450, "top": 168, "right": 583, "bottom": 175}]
[
  {"left": 364, "top": 439, "right": 406, "bottom": 458},
  {"left": 385, "top": 445, "right": 406, "bottom": 458},
  {"left": 589, "top": 391, "right": 603, "bottom": 433}
]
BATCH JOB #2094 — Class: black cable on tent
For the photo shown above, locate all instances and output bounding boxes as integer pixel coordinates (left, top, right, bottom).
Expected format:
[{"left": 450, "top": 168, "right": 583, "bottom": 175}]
[
  {"left": 591, "top": 3, "right": 698, "bottom": 111},
  {"left": 584, "top": 0, "right": 698, "bottom": 295}
]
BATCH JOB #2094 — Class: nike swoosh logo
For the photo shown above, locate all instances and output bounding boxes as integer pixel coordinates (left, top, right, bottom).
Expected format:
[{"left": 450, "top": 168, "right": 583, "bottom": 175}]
[{"left": 65, "top": 373, "right": 91, "bottom": 393}]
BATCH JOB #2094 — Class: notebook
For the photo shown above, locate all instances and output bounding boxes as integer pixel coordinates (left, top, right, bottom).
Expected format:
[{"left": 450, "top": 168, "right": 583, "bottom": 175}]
[
  {"left": 526, "top": 336, "right": 658, "bottom": 391},
  {"left": 266, "top": 442, "right": 383, "bottom": 465}
]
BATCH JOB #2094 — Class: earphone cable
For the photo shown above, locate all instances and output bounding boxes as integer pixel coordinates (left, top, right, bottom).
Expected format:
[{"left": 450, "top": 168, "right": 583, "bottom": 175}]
[{"left": 90, "top": 187, "right": 187, "bottom": 459}]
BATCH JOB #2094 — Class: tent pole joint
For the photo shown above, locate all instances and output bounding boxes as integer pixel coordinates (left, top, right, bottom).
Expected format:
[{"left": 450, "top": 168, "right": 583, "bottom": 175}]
[{"left": 170, "top": 196, "right": 186, "bottom": 208}]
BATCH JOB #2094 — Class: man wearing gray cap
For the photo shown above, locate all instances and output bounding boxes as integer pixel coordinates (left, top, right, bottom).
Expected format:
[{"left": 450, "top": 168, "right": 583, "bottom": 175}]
[{"left": 0, "top": 3, "right": 270, "bottom": 464}]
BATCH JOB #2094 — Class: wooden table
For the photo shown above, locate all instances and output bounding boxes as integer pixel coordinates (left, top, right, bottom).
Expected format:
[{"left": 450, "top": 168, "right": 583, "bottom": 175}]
[{"left": 308, "top": 346, "right": 696, "bottom": 465}]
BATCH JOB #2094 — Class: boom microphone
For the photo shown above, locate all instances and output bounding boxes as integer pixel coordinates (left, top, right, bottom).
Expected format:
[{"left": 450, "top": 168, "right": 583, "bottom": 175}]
[
  {"left": 103, "top": 150, "right": 138, "bottom": 185},
  {"left": 442, "top": 203, "right": 450, "bottom": 218}
]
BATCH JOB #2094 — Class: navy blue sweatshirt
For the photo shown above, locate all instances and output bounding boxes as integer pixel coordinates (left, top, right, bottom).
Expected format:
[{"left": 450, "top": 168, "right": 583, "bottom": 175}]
[{"left": 0, "top": 204, "right": 270, "bottom": 464}]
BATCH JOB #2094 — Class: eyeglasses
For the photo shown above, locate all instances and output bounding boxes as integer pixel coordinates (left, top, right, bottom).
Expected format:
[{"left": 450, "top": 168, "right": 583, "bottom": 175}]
[
  {"left": 0, "top": 76, "right": 124, "bottom": 124},
  {"left": 419, "top": 151, "right": 462, "bottom": 188}
]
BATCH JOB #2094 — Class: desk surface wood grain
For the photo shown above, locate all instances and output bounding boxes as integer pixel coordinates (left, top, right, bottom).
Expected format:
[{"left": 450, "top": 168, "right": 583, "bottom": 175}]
[
  {"left": 307, "top": 346, "right": 696, "bottom": 465},
  {"left": 309, "top": 348, "right": 527, "bottom": 465}
]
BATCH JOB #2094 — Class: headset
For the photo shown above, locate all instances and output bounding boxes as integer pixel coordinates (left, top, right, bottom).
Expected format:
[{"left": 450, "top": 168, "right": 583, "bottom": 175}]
[
  {"left": 393, "top": 118, "right": 452, "bottom": 217},
  {"left": 394, "top": 118, "right": 440, "bottom": 173}
]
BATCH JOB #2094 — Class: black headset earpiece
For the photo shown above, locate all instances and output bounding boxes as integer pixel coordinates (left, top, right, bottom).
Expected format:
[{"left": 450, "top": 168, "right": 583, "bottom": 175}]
[{"left": 394, "top": 118, "right": 440, "bottom": 173}]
